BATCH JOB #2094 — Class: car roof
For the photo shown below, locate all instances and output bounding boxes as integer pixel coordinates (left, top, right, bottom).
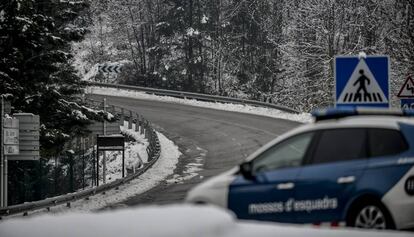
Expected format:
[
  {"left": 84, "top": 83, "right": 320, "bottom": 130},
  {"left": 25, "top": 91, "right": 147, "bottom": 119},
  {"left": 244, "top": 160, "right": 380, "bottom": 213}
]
[{"left": 244, "top": 115, "right": 414, "bottom": 162}]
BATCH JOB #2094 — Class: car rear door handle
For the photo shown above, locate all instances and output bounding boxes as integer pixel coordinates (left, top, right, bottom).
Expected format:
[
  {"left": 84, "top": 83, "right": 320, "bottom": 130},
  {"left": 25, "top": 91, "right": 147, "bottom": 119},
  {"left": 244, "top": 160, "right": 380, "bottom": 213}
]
[
  {"left": 276, "top": 182, "right": 295, "bottom": 190},
  {"left": 337, "top": 176, "right": 355, "bottom": 184}
]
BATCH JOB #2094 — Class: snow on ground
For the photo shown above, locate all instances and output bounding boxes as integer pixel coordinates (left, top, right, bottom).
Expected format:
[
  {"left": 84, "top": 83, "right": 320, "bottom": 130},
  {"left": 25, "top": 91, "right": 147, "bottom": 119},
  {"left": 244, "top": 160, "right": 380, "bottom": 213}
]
[
  {"left": 12, "top": 131, "right": 181, "bottom": 216},
  {"left": 100, "top": 124, "right": 149, "bottom": 182},
  {"left": 89, "top": 87, "right": 313, "bottom": 123},
  {"left": 166, "top": 146, "right": 207, "bottom": 184},
  {"left": 59, "top": 132, "right": 181, "bottom": 212},
  {"left": 0, "top": 204, "right": 410, "bottom": 237}
]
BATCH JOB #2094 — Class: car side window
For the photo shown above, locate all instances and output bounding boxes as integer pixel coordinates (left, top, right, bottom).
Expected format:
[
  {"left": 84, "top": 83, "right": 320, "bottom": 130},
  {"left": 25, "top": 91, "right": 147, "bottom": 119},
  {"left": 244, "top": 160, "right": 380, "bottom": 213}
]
[
  {"left": 311, "top": 128, "right": 367, "bottom": 165},
  {"left": 369, "top": 128, "right": 408, "bottom": 158},
  {"left": 252, "top": 132, "right": 314, "bottom": 173}
]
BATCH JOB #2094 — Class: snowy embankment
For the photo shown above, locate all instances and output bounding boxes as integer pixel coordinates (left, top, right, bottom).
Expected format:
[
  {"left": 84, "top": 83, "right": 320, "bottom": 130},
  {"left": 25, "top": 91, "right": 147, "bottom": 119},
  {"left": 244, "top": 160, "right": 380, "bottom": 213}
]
[
  {"left": 1, "top": 205, "right": 409, "bottom": 237},
  {"left": 89, "top": 87, "right": 313, "bottom": 123},
  {"left": 10, "top": 128, "right": 182, "bottom": 216},
  {"left": 58, "top": 131, "right": 181, "bottom": 212},
  {"left": 101, "top": 123, "right": 149, "bottom": 182}
]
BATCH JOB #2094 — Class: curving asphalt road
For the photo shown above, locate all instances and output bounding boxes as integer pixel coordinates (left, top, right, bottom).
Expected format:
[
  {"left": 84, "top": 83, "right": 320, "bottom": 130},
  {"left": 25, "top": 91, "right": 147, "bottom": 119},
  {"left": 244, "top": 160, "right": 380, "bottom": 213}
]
[{"left": 90, "top": 94, "right": 300, "bottom": 206}]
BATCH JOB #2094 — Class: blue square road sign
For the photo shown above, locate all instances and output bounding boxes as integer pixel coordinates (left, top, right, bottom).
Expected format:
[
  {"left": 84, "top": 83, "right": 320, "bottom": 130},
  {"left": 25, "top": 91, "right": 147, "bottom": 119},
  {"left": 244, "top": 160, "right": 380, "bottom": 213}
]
[{"left": 335, "top": 56, "right": 389, "bottom": 108}]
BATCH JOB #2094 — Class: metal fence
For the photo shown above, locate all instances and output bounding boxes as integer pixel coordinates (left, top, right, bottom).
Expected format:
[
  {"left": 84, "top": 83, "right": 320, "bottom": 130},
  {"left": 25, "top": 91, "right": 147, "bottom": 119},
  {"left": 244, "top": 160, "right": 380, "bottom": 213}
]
[{"left": 0, "top": 99, "right": 161, "bottom": 218}]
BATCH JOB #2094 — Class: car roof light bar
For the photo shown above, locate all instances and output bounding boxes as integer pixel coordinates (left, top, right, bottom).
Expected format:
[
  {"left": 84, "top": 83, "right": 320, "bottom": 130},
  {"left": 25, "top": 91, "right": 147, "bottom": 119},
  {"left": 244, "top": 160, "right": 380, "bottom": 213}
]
[{"left": 312, "top": 107, "right": 414, "bottom": 121}]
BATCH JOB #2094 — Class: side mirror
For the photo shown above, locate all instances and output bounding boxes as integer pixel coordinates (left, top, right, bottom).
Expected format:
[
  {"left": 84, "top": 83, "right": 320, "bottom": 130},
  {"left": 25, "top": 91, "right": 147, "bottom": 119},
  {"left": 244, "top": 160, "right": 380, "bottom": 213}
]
[{"left": 239, "top": 162, "right": 255, "bottom": 180}]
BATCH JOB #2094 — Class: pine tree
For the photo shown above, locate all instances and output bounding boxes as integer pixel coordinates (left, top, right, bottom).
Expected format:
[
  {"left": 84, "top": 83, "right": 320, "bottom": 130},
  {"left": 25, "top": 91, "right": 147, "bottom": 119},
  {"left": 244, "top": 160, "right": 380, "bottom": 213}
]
[
  {"left": 0, "top": 0, "right": 93, "bottom": 150},
  {"left": 0, "top": 0, "right": 118, "bottom": 204}
]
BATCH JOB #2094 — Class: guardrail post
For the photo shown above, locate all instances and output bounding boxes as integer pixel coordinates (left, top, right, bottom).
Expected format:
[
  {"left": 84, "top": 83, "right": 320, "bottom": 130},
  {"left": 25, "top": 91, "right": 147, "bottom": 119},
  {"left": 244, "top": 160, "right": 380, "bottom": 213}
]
[
  {"left": 144, "top": 122, "right": 149, "bottom": 139},
  {"left": 139, "top": 117, "right": 144, "bottom": 135},
  {"left": 119, "top": 113, "right": 125, "bottom": 128},
  {"left": 135, "top": 114, "right": 140, "bottom": 132},
  {"left": 128, "top": 111, "right": 133, "bottom": 129}
]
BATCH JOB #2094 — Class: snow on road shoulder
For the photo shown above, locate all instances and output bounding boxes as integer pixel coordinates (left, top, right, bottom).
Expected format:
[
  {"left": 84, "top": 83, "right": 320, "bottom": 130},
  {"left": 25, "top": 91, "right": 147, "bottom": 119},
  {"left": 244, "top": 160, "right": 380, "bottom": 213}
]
[
  {"left": 38, "top": 131, "right": 181, "bottom": 213},
  {"left": 89, "top": 87, "right": 313, "bottom": 123}
]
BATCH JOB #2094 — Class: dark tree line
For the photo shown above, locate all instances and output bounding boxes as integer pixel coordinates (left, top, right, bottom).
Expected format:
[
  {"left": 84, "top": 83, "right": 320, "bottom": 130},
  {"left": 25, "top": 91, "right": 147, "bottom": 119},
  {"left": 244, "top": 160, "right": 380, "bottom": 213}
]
[{"left": 76, "top": 0, "right": 414, "bottom": 111}]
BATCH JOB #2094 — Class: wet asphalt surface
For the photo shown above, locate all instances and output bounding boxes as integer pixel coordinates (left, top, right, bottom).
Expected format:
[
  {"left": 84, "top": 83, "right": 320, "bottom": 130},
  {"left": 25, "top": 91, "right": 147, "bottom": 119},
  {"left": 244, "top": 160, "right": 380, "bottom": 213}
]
[{"left": 90, "top": 94, "right": 300, "bottom": 206}]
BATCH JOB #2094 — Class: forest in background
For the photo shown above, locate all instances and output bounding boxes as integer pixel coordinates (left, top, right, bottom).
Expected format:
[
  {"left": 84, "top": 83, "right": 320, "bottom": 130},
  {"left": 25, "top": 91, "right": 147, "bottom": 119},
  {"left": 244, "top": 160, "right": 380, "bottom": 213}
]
[{"left": 74, "top": 0, "right": 414, "bottom": 111}]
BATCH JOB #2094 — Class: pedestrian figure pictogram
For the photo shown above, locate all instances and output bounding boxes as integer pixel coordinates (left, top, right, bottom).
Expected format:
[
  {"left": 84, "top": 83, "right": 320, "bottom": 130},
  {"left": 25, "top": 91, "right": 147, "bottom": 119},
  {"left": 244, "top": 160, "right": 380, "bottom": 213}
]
[{"left": 353, "top": 70, "right": 371, "bottom": 102}]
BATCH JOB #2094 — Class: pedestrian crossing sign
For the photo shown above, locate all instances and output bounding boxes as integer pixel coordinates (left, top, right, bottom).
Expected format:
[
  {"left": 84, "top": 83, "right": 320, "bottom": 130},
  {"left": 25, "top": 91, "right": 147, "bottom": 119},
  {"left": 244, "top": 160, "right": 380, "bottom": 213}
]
[{"left": 335, "top": 55, "right": 389, "bottom": 108}]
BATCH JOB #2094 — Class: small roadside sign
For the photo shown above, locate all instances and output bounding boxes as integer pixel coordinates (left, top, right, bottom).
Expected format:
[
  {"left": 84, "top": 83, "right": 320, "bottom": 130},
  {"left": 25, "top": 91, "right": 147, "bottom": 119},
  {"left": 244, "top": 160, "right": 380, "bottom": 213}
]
[
  {"left": 401, "top": 99, "right": 414, "bottom": 110},
  {"left": 3, "top": 117, "right": 19, "bottom": 155},
  {"left": 4, "top": 145, "right": 19, "bottom": 155},
  {"left": 98, "top": 63, "right": 123, "bottom": 74},
  {"left": 397, "top": 76, "right": 414, "bottom": 98},
  {"left": 3, "top": 117, "right": 18, "bottom": 128},
  {"left": 335, "top": 55, "right": 389, "bottom": 108},
  {"left": 97, "top": 135, "right": 125, "bottom": 151},
  {"left": 8, "top": 113, "right": 40, "bottom": 161},
  {"left": 3, "top": 100, "right": 11, "bottom": 114},
  {"left": 3, "top": 128, "right": 19, "bottom": 145}
]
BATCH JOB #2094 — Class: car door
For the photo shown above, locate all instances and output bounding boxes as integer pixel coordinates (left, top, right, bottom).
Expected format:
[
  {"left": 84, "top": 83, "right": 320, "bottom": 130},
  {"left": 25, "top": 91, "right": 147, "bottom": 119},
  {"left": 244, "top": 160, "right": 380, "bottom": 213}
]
[
  {"left": 228, "top": 132, "right": 315, "bottom": 223},
  {"left": 294, "top": 128, "right": 369, "bottom": 224}
]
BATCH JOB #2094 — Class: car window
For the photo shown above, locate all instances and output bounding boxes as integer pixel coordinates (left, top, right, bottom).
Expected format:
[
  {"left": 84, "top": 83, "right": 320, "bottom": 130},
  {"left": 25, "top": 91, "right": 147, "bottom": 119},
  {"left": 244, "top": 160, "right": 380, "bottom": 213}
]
[
  {"left": 369, "top": 128, "right": 408, "bottom": 157},
  {"left": 311, "top": 128, "right": 367, "bottom": 165},
  {"left": 252, "top": 132, "right": 314, "bottom": 173}
]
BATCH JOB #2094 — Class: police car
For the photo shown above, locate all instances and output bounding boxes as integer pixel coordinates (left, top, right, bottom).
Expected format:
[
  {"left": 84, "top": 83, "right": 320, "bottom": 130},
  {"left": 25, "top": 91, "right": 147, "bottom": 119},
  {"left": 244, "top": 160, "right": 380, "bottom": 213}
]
[{"left": 186, "top": 108, "right": 414, "bottom": 230}]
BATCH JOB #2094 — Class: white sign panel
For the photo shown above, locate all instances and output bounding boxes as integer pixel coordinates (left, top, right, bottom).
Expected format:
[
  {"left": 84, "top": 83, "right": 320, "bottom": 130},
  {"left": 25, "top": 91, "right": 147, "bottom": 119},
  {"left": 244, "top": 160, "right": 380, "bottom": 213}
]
[
  {"left": 3, "top": 128, "right": 19, "bottom": 145},
  {"left": 4, "top": 145, "right": 19, "bottom": 155},
  {"left": 3, "top": 118, "right": 19, "bottom": 128}
]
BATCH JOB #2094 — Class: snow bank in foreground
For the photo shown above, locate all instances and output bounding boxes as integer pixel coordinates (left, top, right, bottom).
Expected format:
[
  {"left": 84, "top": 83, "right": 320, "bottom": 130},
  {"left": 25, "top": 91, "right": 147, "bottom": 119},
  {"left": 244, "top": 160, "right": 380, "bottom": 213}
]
[
  {"left": 0, "top": 205, "right": 409, "bottom": 237},
  {"left": 89, "top": 87, "right": 313, "bottom": 123}
]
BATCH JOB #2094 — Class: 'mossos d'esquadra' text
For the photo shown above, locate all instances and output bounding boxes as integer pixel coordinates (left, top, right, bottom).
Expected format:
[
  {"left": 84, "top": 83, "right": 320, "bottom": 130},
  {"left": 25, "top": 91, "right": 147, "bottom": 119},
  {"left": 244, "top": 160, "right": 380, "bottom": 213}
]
[{"left": 248, "top": 196, "right": 338, "bottom": 214}]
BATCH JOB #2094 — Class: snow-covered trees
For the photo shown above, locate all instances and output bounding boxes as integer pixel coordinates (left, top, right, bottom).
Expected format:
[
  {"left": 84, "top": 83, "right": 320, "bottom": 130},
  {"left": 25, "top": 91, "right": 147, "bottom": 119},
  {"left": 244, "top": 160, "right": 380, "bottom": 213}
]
[
  {"left": 0, "top": 0, "right": 92, "bottom": 149},
  {"left": 0, "top": 0, "right": 119, "bottom": 204},
  {"left": 76, "top": 0, "right": 414, "bottom": 111}
]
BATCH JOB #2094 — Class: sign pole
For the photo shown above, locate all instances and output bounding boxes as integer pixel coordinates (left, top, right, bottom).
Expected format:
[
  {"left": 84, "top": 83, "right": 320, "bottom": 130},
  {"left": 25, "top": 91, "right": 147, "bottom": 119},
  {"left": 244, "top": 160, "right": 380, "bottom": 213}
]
[
  {"left": 96, "top": 135, "right": 99, "bottom": 187},
  {"left": 82, "top": 137, "right": 85, "bottom": 190},
  {"left": 4, "top": 154, "right": 7, "bottom": 207},
  {"left": 122, "top": 145, "right": 125, "bottom": 178},
  {"left": 1, "top": 97, "right": 4, "bottom": 207},
  {"left": 102, "top": 98, "right": 106, "bottom": 184}
]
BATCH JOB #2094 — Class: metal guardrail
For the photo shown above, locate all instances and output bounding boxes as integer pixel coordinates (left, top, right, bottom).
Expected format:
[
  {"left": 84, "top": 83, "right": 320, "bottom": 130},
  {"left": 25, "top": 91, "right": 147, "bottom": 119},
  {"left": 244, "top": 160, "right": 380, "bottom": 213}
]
[
  {"left": 88, "top": 82, "right": 299, "bottom": 114},
  {"left": 0, "top": 101, "right": 161, "bottom": 218}
]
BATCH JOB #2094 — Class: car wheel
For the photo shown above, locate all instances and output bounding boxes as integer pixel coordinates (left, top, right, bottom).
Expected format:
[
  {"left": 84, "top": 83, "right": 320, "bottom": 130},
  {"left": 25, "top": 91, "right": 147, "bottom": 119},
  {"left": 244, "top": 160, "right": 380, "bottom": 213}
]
[{"left": 347, "top": 201, "right": 395, "bottom": 229}]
